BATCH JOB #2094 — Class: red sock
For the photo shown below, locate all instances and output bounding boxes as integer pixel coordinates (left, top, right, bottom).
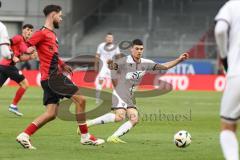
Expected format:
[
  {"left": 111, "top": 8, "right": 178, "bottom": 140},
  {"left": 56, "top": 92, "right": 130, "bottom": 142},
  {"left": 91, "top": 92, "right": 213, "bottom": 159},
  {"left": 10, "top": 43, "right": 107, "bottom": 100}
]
[
  {"left": 79, "top": 124, "right": 88, "bottom": 134},
  {"left": 12, "top": 87, "right": 26, "bottom": 105},
  {"left": 24, "top": 123, "right": 38, "bottom": 136}
]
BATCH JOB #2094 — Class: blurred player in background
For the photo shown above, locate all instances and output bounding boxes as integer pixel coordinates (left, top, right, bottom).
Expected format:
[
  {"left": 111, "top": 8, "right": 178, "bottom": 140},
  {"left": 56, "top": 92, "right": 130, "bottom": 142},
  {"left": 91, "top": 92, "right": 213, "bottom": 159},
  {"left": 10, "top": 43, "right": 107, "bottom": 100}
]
[
  {"left": 16, "top": 4, "right": 104, "bottom": 150},
  {"left": 5, "top": 24, "right": 36, "bottom": 116},
  {"left": 215, "top": 1, "right": 240, "bottom": 160},
  {"left": 0, "top": 1, "right": 14, "bottom": 61},
  {"left": 86, "top": 39, "right": 189, "bottom": 143},
  {"left": 95, "top": 33, "right": 121, "bottom": 103},
  {"left": 0, "top": 1, "right": 36, "bottom": 116}
]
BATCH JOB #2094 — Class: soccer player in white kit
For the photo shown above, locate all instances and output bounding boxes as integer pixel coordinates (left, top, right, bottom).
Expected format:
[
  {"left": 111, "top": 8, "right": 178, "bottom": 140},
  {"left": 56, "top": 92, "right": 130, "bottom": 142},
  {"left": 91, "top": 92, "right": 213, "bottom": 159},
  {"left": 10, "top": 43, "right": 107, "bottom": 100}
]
[
  {"left": 95, "top": 33, "right": 121, "bottom": 103},
  {"left": 0, "top": 1, "right": 16, "bottom": 61},
  {"left": 215, "top": 1, "right": 240, "bottom": 160},
  {"left": 88, "top": 39, "right": 189, "bottom": 143}
]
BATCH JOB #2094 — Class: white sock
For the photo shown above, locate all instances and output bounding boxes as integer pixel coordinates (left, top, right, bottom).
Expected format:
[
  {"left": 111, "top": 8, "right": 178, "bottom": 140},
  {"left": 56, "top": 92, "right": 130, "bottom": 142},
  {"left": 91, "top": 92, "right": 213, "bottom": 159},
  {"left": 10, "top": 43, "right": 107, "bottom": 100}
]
[
  {"left": 10, "top": 104, "right": 17, "bottom": 108},
  {"left": 88, "top": 113, "right": 116, "bottom": 126},
  {"left": 220, "top": 130, "right": 239, "bottom": 160},
  {"left": 113, "top": 121, "right": 133, "bottom": 137},
  {"left": 96, "top": 83, "right": 102, "bottom": 101},
  {"left": 81, "top": 133, "right": 90, "bottom": 139}
]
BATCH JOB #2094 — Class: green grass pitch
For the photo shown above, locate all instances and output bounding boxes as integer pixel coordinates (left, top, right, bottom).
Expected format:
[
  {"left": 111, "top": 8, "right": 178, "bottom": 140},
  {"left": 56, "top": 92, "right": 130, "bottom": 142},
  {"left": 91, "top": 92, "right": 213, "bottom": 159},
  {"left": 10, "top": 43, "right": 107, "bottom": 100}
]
[{"left": 0, "top": 87, "right": 226, "bottom": 160}]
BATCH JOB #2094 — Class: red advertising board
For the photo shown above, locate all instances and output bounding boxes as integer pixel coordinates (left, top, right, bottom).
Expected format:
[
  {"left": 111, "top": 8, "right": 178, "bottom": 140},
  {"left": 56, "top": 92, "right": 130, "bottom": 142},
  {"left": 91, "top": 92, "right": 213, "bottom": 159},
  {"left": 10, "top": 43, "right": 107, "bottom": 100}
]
[{"left": 4, "top": 70, "right": 226, "bottom": 91}]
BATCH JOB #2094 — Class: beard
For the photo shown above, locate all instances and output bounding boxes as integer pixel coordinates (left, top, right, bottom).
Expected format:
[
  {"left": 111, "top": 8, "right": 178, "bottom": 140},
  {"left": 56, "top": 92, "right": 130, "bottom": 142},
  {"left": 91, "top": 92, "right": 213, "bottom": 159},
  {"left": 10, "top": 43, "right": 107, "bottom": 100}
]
[{"left": 53, "top": 21, "right": 59, "bottom": 29}]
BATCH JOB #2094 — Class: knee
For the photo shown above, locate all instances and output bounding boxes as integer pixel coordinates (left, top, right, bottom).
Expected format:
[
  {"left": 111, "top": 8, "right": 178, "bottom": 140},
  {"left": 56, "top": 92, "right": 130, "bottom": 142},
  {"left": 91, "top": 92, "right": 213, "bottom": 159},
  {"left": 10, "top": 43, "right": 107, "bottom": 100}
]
[
  {"left": 20, "top": 80, "right": 29, "bottom": 89},
  {"left": 129, "top": 114, "right": 139, "bottom": 126},
  {"left": 221, "top": 121, "right": 237, "bottom": 132},
  {"left": 130, "top": 117, "right": 139, "bottom": 126},
  {"left": 115, "top": 114, "right": 126, "bottom": 122},
  {"left": 75, "top": 95, "right": 86, "bottom": 105},
  {"left": 22, "top": 84, "right": 29, "bottom": 90}
]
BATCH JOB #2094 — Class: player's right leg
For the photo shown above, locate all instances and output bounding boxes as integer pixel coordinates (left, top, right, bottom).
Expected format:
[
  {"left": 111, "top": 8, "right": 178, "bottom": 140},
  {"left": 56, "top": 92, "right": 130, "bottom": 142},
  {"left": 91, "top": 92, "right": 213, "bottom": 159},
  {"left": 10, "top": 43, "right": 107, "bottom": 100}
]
[
  {"left": 17, "top": 104, "right": 59, "bottom": 149},
  {"left": 84, "top": 87, "right": 128, "bottom": 128},
  {"left": 16, "top": 79, "right": 61, "bottom": 149},
  {"left": 9, "top": 78, "right": 29, "bottom": 116},
  {"left": 95, "top": 77, "right": 104, "bottom": 104},
  {"left": 107, "top": 108, "right": 138, "bottom": 144},
  {"left": 220, "top": 76, "right": 240, "bottom": 160},
  {"left": 1, "top": 65, "right": 27, "bottom": 116}
]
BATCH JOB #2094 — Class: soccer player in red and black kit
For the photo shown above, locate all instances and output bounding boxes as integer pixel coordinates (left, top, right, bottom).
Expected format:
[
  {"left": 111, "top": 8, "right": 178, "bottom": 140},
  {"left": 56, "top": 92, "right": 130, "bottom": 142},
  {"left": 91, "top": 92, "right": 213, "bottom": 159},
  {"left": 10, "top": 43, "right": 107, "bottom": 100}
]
[
  {"left": 16, "top": 5, "right": 105, "bottom": 149},
  {"left": 0, "top": 24, "right": 36, "bottom": 116}
]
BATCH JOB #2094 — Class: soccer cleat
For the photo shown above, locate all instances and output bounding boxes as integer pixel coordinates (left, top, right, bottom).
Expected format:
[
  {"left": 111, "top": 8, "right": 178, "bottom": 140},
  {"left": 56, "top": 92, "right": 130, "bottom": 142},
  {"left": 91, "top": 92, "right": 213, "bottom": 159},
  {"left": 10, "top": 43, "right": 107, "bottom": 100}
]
[
  {"left": 81, "top": 134, "right": 105, "bottom": 145},
  {"left": 107, "top": 136, "right": 126, "bottom": 144},
  {"left": 16, "top": 133, "right": 36, "bottom": 149},
  {"left": 8, "top": 106, "right": 23, "bottom": 116}
]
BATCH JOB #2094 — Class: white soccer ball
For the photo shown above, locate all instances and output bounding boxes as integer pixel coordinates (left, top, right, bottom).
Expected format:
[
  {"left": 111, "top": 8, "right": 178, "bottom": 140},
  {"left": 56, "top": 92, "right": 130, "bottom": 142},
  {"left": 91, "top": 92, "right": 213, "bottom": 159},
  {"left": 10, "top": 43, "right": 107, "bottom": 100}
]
[{"left": 174, "top": 130, "right": 191, "bottom": 148}]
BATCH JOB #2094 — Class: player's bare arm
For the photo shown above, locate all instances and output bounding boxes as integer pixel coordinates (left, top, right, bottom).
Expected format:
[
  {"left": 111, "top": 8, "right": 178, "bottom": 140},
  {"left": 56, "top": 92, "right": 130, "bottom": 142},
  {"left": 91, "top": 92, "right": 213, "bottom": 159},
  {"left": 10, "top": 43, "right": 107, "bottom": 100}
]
[
  {"left": 94, "top": 53, "right": 100, "bottom": 72},
  {"left": 19, "top": 51, "right": 37, "bottom": 62},
  {"left": 61, "top": 64, "right": 73, "bottom": 75},
  {"left": 154, "top": 52, "right": 189, "bottom": 70}
]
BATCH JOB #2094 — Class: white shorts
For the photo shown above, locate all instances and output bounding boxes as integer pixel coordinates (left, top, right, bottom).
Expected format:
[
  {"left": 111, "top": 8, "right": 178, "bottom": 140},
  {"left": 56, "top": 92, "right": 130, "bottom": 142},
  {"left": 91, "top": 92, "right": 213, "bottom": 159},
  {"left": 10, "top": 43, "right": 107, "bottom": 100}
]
[
  {"left": 112, "top": 89, "right": 136, "bottom": 110},
  {"left": 220, "top": 76, "right": 240, "bottom": 122}
]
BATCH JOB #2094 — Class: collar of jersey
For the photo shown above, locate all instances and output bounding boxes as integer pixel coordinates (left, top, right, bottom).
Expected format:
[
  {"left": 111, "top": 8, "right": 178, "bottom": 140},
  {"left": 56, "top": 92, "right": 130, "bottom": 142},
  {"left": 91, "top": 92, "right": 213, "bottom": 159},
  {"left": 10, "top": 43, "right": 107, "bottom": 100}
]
[
  {"left": 129, "top": 55, "right": 141, "bottom": 64},
  {"left": 41, "top": 26, "right": 56, "bottom": 35}
]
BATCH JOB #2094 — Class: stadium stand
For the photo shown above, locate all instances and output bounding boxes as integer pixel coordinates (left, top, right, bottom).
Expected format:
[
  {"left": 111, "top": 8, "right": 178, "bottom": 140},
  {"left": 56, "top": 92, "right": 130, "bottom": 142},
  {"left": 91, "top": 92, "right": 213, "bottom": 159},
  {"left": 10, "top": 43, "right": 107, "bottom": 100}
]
[{"left": 66, "top": 0, "right": 227, "bottom": 59}]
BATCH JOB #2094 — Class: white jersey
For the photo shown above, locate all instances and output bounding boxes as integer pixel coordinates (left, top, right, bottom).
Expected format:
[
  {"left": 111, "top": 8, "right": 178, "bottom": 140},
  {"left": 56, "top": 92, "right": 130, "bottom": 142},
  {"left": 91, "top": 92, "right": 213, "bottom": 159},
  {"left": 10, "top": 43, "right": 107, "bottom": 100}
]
[
  {"left": 215, "top": 0, "right": 240, "bottom": 77},
  {"left": 0, "top": 21, "right": 10, "bottom": 45},
  {"left": 113, "top": 55, "right": 157, "bottom": 94},
  {"left": 96, "top": 42, "right": 120, "bottom": 70},
  {"left": 111, "top": 55, "right": 157, "bottom": 108},
  {"left": 0, "top": 21, "right": 12, "bottom": 59}
]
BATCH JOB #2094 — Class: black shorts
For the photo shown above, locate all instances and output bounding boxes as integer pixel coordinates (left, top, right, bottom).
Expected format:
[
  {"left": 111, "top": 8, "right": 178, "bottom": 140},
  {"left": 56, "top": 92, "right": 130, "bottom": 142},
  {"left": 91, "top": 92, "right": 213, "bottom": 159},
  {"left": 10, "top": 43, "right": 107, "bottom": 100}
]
[
  {"left": 0, "top": 65, "right": 25, "bottom": 86},
  {"left": 41, "top": 74, "right": 79, "bottom": 106}
]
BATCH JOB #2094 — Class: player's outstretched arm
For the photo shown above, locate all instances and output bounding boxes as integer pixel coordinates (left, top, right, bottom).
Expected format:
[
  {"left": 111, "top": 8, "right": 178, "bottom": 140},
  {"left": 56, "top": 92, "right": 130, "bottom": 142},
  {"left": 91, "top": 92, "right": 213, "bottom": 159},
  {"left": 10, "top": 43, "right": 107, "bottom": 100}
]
[{"left": 154, "top": 52, "right": 189, "bottom": 70}]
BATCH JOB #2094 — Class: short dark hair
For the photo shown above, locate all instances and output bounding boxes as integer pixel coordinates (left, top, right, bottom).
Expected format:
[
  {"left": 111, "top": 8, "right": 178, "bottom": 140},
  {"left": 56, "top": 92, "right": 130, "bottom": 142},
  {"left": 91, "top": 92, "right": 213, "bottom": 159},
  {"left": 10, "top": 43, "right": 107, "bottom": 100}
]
[
  {"left": 132, "top": 39, "right": 143, "bottom": 46},
  {"left": 43, "top": 5, "right": 62, "bottom": 16},
  {"left": 0, "top": 1, "right": 2, "bottom": 8},
  {"left": 107, "top": 32, "right": 113, "bottom": 36},
  {"left": 22, "top": 24, "right": 34, "bottom": 29}
]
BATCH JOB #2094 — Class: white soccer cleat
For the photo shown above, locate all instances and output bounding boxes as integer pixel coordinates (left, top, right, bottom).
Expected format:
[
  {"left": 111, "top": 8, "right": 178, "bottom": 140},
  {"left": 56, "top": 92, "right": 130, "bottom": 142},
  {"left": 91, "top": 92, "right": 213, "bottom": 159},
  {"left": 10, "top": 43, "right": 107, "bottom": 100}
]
[
  {"left": 81, "top": 134, "right": 105, "bottom": 146},
  {"left": 16, "top": 133, "right": 36, "bottom": 149},
  {"left": 8, "top": 105, "right": 23, "bottom": 116}
]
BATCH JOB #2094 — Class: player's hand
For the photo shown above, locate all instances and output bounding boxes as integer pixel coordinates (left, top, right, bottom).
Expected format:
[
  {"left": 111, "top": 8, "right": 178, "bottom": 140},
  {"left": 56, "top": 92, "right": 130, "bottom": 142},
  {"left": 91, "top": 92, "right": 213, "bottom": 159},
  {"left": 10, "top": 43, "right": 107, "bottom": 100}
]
[
  {"left": 107, "top": 59, "right": 114, "bottom": 70},
  {"left": 62, "top": 64, "right": 73, "bottom": 75},
  {"left": 12, "top": 56, "right": 20, "bottom": 63},
  {"left": 30, "top": 51, "right": 38, "bottom": 60},
  {"left": 178, "top": 52, "right": 189, "bottom": 62},
  {"left": 26, "top": 47, "right": 35, "bottom": 54}
]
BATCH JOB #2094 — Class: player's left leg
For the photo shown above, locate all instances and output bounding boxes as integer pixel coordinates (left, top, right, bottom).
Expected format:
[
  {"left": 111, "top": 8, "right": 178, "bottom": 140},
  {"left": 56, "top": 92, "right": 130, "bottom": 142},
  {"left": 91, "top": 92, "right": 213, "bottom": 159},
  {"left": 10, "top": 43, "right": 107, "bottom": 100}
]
[
  {"left": 220, "top": 121, "right": 238, "bottom": 160},
  {"left": 71, "top": 93, "right": 105, "bottom": 145},
  {"left": 9, "top": 78, "right": 29, "bottom": 116},
  {"left": 220, "top": 76, "right": 240, "bottom": 160},
  {"left": 107, "top": 107, "right": 138, "bottom": 143}
]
